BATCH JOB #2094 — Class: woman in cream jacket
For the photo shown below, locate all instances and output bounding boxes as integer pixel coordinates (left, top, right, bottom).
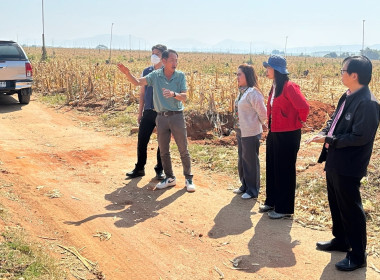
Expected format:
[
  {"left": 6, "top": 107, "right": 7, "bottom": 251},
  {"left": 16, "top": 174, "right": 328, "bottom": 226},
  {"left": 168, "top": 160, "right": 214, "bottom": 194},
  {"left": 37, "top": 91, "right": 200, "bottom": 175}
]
[{"left": 233, "top": 64, "right": 267, "bottom": 199}]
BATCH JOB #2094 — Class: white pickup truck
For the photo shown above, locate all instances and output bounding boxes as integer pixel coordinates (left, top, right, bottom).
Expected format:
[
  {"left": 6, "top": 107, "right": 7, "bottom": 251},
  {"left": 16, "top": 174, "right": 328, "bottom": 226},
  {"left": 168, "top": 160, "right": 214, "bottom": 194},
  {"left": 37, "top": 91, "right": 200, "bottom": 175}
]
[{"left": 0, "top": 40, "right": 33, "bottom": 104}]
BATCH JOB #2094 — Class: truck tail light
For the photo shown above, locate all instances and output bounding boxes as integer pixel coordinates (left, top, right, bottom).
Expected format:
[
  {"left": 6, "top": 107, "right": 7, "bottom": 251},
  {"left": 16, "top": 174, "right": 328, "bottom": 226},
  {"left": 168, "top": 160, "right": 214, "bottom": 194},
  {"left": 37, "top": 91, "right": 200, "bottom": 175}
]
[{"left": 25, "top": 62, "right": 33, "bottom": 77}]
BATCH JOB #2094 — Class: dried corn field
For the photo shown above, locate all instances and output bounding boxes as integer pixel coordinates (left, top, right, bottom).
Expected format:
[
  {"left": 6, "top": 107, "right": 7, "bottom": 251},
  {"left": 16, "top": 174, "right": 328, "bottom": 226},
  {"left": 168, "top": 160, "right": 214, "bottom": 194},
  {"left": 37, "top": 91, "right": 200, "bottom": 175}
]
[{"left": 26, "top": 47, "right": 380, "bottom": 113}]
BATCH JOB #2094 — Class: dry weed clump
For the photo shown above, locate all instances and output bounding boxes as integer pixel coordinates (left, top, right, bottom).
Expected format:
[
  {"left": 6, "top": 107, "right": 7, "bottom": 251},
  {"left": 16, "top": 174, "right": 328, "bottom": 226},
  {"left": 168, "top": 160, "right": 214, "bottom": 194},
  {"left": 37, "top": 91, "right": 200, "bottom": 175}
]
[{"left": 58, "top": 244, "right": 105, "bottom": 279}]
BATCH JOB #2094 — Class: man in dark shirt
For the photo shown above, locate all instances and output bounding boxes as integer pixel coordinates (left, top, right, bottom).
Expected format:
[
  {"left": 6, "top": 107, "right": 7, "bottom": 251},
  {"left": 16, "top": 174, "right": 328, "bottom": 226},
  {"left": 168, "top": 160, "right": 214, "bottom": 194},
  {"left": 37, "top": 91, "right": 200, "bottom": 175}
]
[
  {"left": 126, "top": 44, "right": 167, "bottom": 180},
  {"left": 307, "top": 55, "right": 379, "bottom": 271}
]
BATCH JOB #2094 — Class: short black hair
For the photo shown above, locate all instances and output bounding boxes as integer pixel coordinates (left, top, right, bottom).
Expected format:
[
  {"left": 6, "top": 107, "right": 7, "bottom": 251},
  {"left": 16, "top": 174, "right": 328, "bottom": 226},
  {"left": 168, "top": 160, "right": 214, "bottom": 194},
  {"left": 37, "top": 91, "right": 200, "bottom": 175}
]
[
  {"left": 152, "top": 44, "right": 167, "bottom": 54},
  {"left": 162, "top": 49, "right": 178, "bottom": 60},
  {"left": 343, "top": 55, "right": 372, "bottom": 85}
]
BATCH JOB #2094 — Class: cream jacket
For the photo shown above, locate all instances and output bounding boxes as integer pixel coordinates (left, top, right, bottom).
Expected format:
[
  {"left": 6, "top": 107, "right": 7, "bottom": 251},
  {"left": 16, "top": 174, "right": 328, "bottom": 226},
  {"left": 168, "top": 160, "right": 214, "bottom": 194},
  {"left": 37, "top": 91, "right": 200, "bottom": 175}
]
[{"left": 237, "top": 87, "right": 267, "bottom": 137}]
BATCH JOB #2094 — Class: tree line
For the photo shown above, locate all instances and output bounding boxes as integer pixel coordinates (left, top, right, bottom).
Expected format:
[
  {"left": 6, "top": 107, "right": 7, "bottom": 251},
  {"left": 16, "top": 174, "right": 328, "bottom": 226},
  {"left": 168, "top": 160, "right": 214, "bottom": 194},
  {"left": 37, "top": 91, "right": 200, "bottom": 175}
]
[{"left": 324, "top": 47, "right": 380, "bottom": 60}]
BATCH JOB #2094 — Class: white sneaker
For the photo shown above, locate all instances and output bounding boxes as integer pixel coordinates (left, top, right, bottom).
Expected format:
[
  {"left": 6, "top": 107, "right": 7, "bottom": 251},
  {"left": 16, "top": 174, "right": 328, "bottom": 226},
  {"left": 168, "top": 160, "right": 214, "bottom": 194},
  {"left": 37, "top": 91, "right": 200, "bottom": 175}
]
[
  {"left": 233, "top": 188, "right": 243, "bottom": 194},
  {"left": 241, "top": 193, "right": 252, "bottom": 199},
  {"left": 185, "top": 179, "right": 196, "bottom": 192},
  {"left": 156, "top": 177, "right": 176, "bottom": 189}
]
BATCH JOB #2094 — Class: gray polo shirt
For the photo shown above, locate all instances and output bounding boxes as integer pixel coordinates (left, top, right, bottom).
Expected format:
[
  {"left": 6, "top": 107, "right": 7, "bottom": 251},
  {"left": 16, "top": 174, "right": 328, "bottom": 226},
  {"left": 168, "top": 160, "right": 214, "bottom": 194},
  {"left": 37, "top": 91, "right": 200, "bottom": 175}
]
[{"left": 145, "top": 68, "right": 187, "bottom": 112}]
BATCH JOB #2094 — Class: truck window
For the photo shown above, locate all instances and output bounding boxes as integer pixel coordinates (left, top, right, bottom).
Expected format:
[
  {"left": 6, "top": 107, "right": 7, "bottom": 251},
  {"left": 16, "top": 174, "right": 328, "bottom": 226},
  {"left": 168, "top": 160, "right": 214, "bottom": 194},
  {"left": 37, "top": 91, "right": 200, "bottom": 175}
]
[{"left": 0, "top": 43, "right": 26, "bottom": 60}]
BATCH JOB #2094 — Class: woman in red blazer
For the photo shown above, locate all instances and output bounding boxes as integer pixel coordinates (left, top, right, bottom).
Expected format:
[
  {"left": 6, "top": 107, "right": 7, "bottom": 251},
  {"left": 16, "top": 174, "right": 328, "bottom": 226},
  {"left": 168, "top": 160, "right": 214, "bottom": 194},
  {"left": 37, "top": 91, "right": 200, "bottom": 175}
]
[{"left": 260, "top": 55, "right": 310, "bottom": 219}]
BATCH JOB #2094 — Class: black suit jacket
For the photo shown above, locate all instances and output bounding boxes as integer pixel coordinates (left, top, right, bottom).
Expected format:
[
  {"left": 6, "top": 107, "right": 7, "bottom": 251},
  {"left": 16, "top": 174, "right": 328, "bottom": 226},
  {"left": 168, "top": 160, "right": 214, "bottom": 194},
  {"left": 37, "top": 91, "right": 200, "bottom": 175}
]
[{"left": 318, "top": 86, "right": 380, "bottom": 178}]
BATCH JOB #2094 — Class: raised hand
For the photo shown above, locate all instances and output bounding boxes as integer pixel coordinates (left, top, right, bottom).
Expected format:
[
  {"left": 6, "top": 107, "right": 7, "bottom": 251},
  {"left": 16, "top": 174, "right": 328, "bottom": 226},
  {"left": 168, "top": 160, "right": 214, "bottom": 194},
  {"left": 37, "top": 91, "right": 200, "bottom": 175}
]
[{"left": 117, "top": 63, "right": 130, "bottom": 75}]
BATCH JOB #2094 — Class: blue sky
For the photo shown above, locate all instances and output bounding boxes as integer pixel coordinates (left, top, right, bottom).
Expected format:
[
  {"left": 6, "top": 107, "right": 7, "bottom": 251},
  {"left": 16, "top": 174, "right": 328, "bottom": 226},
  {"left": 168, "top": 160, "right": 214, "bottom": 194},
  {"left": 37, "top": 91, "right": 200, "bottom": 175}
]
[{"left": 2, "top": 0, "right": 380, "bottom": 50}]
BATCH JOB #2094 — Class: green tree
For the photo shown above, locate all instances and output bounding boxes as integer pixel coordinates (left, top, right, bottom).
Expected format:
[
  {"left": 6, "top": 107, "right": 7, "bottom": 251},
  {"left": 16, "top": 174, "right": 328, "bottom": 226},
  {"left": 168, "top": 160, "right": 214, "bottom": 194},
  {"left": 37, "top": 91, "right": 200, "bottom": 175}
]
[
  {"left": 96, "top": 44, "right": 108, "bottom": 50},
  {"left": 271, "top": 49, "right": 285, "bottom": 55},
  {"left": 362, "top": 47, "right": 380, "bottom": 60},
  {"left": 324, "top": 52, "right": 338, "bottom": 58},
  {"left": 339, "top": 52, "right": 350, "bottom": 58}
]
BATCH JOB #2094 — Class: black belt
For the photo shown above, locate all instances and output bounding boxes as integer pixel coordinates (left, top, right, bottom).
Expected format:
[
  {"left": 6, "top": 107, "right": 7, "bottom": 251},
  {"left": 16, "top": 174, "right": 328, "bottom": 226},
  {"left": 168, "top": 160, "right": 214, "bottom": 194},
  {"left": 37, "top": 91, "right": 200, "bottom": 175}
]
[{"left": 157, "top": 111, "right": 183, "bottom": 116}]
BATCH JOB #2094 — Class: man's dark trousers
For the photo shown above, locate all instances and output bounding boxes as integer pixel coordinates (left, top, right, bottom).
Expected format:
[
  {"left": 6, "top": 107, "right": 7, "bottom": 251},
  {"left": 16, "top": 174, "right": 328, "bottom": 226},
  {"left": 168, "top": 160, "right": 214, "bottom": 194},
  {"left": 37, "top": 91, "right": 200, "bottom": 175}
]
[
  {"left": 135, "top": 109, "right": 162, "bottom": 172},
  {"left": 326, "top": 170, "right": 367, "bottom": 263}
]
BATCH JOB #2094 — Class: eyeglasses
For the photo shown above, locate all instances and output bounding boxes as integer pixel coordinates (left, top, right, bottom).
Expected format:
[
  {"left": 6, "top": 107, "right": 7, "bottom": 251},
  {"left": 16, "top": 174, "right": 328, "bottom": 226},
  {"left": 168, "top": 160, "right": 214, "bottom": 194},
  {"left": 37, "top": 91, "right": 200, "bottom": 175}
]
[{"left": 340, "top": 69, "right": 348, "bottom": 75}]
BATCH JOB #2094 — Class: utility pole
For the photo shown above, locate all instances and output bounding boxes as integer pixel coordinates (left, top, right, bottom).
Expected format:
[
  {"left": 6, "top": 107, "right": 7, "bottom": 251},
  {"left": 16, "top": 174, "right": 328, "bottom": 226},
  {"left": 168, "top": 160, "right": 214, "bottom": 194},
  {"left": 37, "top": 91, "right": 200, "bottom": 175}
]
[
  {"left": 109, "top": 23, "right": 114, "bottom": 63},
  {"left": 129, "top": 34, "right": 132, "bottom": 61},
  {"left": 249, "top": 41, "right": 252, "bottom": 64},
  {"left": 41, "top": 0, "right": 47, "bottom": 61},
  {"left": 284, "top": 36, "right": 288, "bottom": 57},
  {"left": 361, "top": 20, "right": 365, "bottom": 55}
]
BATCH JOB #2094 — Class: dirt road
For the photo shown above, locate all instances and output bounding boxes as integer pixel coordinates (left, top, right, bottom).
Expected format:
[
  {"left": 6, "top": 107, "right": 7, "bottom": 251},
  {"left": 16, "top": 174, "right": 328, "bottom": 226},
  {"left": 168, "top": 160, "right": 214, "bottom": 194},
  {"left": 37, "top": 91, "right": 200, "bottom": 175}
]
[{"left": 0, "top": 95, "right": 378, "bottom": 280}]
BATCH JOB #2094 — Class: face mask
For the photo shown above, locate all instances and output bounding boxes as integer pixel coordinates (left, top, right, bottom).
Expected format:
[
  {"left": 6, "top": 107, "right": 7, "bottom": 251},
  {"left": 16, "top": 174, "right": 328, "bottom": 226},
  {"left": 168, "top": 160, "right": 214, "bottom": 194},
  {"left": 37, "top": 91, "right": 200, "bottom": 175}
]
[{"left": 151, "top": 54, "right": 161, "bottom": 65}]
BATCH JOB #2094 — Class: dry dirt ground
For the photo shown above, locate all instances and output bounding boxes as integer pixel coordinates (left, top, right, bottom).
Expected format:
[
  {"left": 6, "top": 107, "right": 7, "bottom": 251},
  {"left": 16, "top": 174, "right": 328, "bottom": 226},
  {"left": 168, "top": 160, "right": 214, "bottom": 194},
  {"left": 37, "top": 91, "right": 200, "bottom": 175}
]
[{"left": 0, "top": 94, "right": 379, "bottom": 280}]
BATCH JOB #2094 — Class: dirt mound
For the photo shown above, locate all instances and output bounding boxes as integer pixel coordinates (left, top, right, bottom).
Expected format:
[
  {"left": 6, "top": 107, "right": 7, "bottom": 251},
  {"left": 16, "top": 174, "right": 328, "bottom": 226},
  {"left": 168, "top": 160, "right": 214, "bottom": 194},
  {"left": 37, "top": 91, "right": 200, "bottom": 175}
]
[
  {"left": 186, "top": 100, "right": 335, "bottom": 143},
  {"left": 185, "top": 110, "right": 234, "bottom": 140},
  {"left": 303, "top": 100, "right": 335, "bottom": 132},
  {"left": 65, "top": 98, "right": 335, "bottom": 144}
]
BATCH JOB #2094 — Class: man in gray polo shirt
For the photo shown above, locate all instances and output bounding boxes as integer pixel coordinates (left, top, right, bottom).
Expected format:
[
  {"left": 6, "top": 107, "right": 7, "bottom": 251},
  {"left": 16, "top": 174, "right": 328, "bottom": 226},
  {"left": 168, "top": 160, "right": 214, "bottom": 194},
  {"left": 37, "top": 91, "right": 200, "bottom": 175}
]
[{"left": 117, "top": 49, "right": 195, "bottom": 192}]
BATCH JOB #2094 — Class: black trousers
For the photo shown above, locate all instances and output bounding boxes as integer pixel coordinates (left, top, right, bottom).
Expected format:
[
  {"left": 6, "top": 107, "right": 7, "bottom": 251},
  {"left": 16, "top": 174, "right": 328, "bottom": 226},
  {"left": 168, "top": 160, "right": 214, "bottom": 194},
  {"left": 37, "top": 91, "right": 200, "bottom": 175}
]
[
  {"left": 265, "top": 129, "right": 301, "bottom": 214},
  {"left": 326, "top": 170, "right": 366, "bottom": 263},
  {"left": 135, "top": 110, "right": 162, "bottom": 171},
  {"left": 236, "top": 129, "right": 261, "bottom": 198}
]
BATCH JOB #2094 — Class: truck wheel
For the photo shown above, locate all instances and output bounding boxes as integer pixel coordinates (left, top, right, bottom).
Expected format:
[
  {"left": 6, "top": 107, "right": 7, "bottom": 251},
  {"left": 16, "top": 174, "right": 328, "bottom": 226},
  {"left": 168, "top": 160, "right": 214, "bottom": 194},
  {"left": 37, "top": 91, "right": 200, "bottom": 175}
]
[{"left": 18, "top": 88, "right": 31, "bottom": 104}]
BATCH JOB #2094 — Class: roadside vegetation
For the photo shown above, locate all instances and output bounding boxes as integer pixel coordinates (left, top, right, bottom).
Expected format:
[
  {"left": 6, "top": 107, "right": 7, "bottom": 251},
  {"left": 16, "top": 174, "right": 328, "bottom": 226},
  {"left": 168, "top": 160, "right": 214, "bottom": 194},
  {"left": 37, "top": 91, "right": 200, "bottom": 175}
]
[{"left": 0, "top": 223, "right": 66, "bottom": 279}]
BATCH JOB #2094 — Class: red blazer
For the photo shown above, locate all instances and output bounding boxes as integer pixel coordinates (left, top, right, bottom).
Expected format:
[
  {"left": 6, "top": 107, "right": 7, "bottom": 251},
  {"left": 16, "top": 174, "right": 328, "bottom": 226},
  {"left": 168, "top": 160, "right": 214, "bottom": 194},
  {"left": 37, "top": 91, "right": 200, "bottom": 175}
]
[{"left": 267, "top": 81, "right": 309, "bottom": 132}]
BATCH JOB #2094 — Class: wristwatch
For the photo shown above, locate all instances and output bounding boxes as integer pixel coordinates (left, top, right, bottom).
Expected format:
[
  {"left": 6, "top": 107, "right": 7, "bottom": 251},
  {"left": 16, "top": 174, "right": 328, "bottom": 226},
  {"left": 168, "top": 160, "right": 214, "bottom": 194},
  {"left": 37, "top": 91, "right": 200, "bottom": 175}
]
[{"left": 173, "top": 92, "right": 177, "bottom": 97}]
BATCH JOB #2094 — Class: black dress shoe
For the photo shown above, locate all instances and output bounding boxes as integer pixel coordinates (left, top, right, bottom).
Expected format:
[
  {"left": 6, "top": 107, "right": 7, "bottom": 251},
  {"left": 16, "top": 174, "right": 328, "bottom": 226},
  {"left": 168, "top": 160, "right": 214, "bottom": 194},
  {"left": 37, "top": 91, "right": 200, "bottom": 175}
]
[
  {"left": 155, "top": 170, "right": 165, "bottom": 180},
  {"left": 316, "top": 240, "right": 350, "bottom": 252},
  {"left": 335, "top": 255, "right": 366, "bottom": 271},
  {"left": 126, "top": 169, "right": 145, "bottom": 178}
]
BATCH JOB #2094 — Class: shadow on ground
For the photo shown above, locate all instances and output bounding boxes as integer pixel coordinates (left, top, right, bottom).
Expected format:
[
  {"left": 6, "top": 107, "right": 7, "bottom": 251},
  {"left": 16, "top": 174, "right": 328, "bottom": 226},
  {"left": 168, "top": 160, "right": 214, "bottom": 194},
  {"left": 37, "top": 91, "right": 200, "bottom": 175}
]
[
  {"left": 65, "top": 177, "right": 186, "bottom": 228},
  {"left": 208, "top": 195, "right": 257, "bottom": 238},
  {"left": 0, "top": 95, "right": 24, "bottom": 114},
  {"left": 233, "top": 215, "right": 298, "bottom": 273}
]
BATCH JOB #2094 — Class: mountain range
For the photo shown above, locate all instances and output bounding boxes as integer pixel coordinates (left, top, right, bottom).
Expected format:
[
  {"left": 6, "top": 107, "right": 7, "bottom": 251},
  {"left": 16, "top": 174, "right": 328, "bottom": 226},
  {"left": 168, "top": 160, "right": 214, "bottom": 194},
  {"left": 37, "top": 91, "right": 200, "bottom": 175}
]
[{"left": 41, "top": 34, "right": 380, "bottom": 57}]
